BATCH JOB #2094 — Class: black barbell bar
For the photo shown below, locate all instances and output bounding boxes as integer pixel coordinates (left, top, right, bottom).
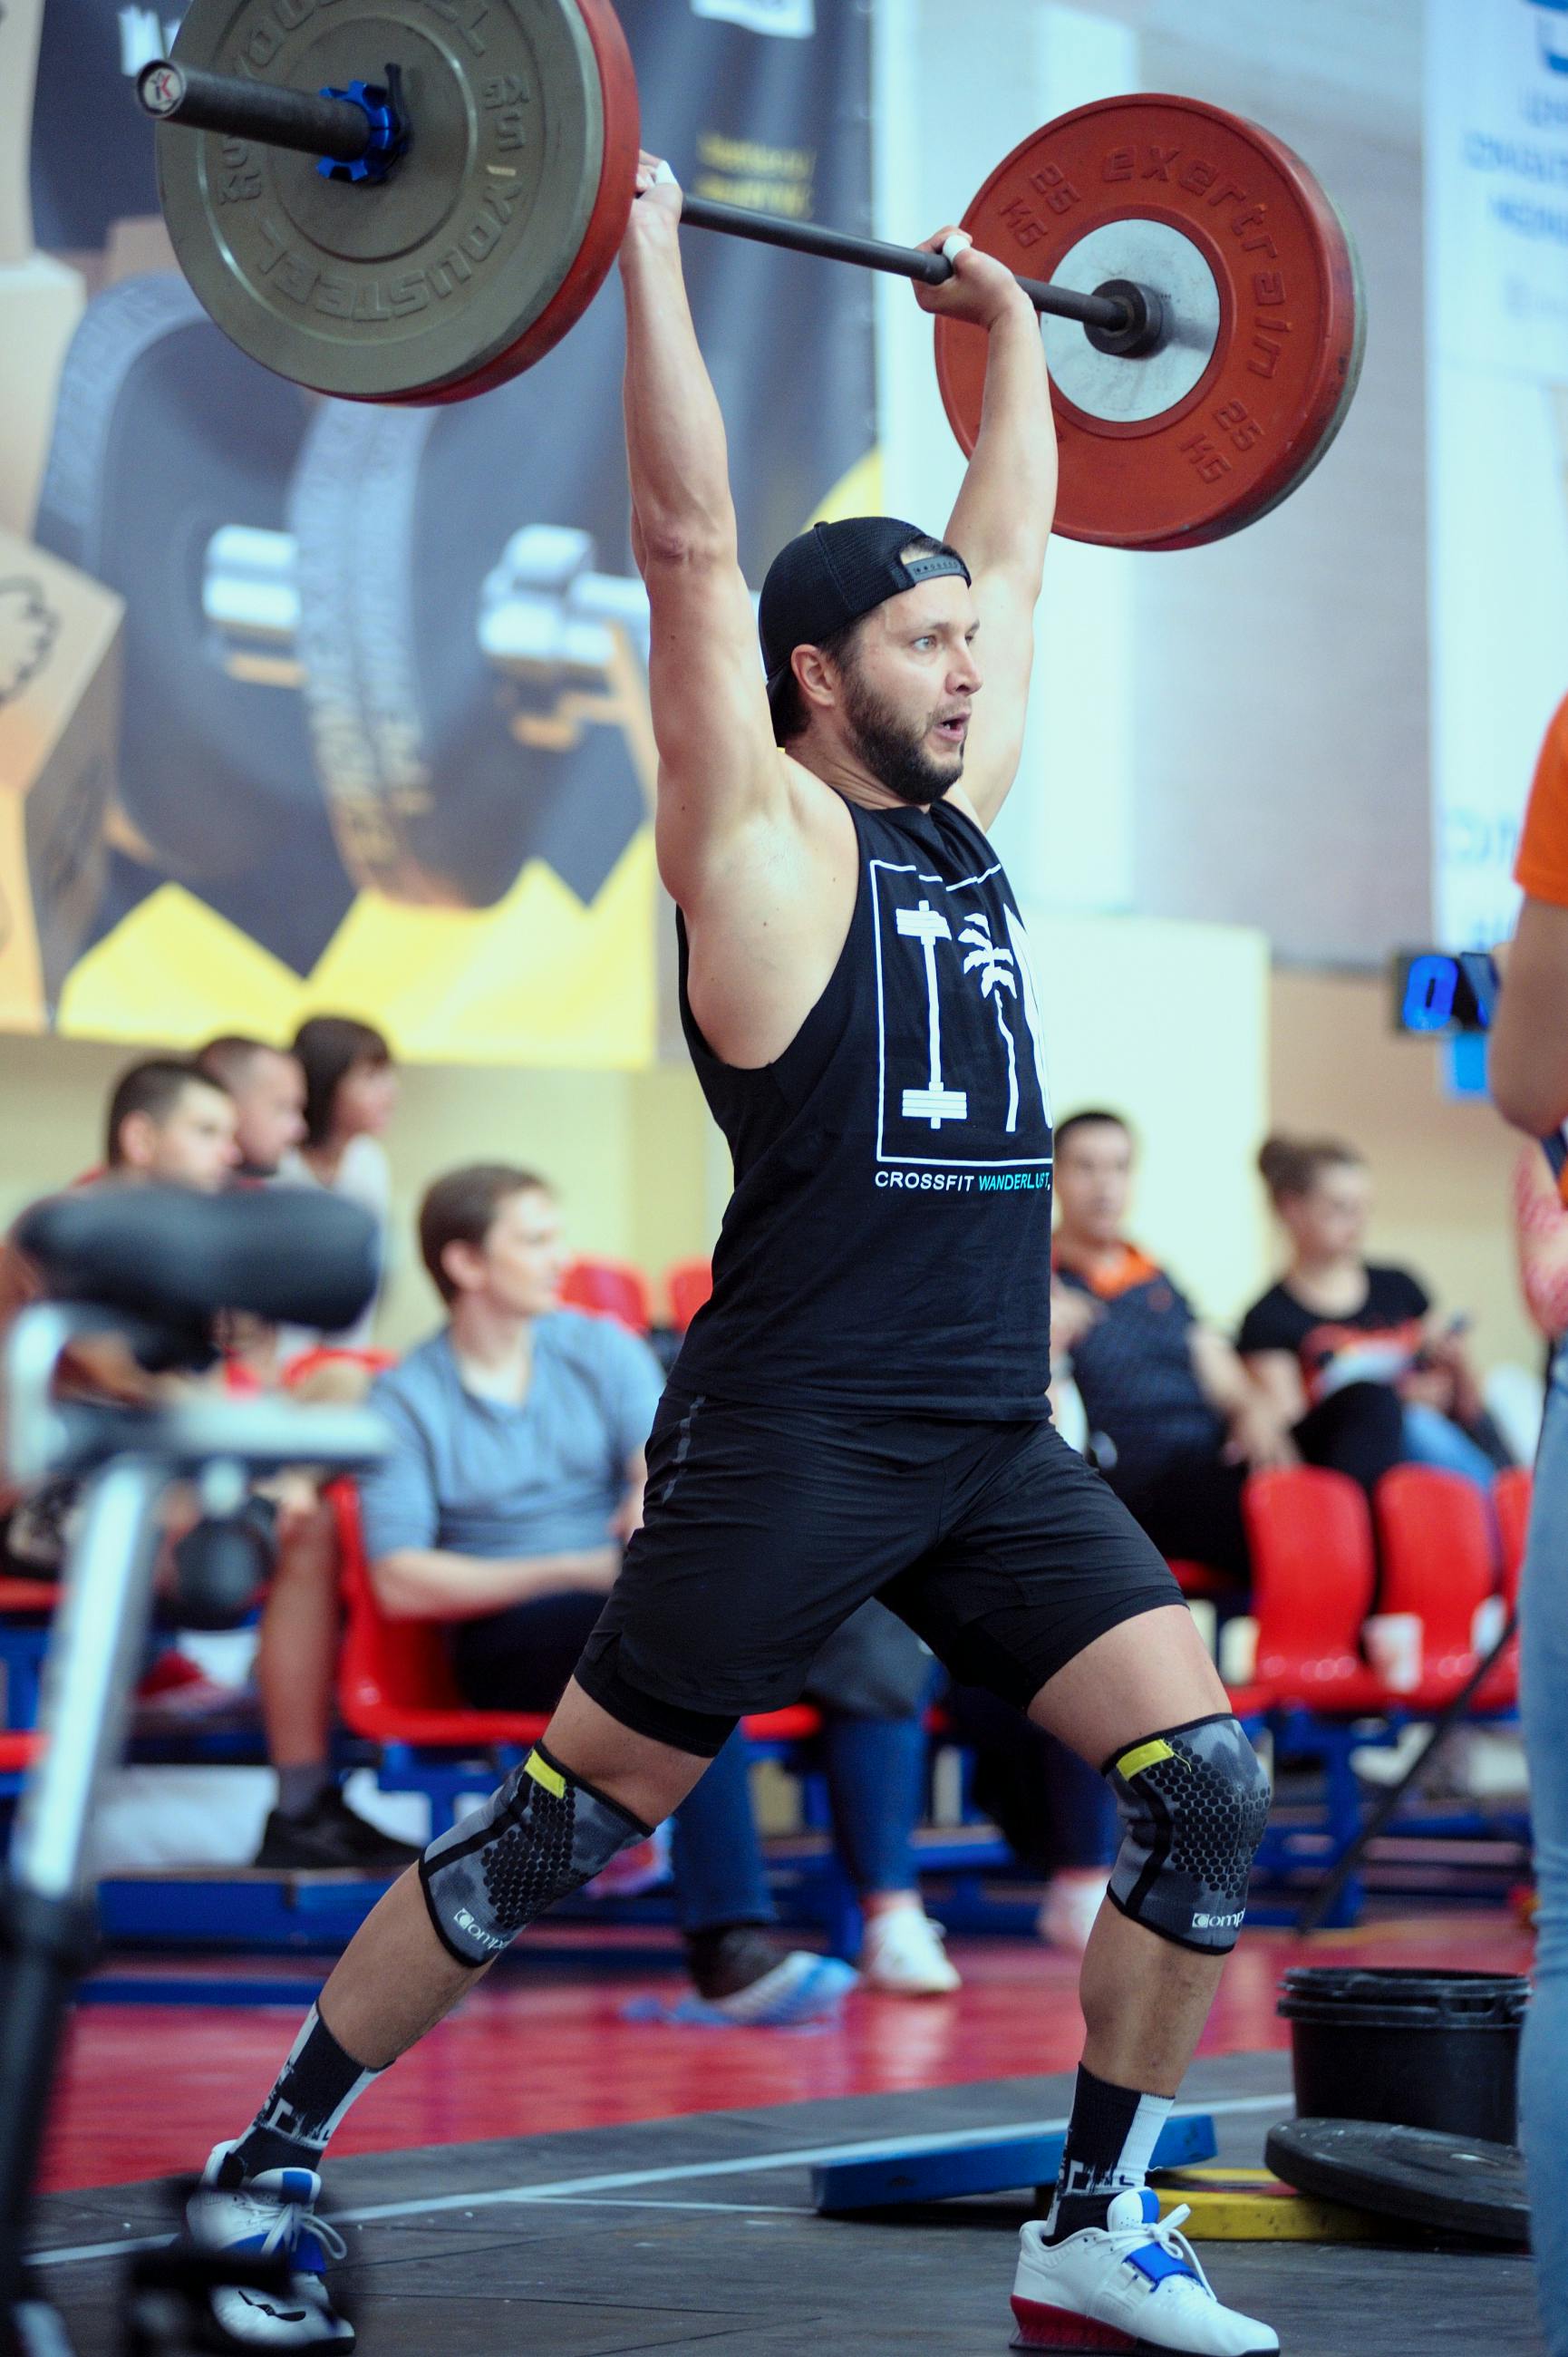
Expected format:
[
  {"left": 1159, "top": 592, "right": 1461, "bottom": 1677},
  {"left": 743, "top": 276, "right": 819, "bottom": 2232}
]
[
  {"left": 133, "top": 63, "right": 1155, "bottom": 344},
  {"left": 136, "top": 60, "right": 374, "bottom": 165}
]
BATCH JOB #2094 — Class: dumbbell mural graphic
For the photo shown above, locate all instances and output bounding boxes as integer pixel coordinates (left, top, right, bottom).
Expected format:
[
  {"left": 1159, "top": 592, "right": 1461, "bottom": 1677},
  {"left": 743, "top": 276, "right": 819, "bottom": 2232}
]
[
  {"left": 33, "top": 274, "right": 653, "bottom": 967},
  {"left": 204, "top": 510, "right": 654, "bottom": 907}
]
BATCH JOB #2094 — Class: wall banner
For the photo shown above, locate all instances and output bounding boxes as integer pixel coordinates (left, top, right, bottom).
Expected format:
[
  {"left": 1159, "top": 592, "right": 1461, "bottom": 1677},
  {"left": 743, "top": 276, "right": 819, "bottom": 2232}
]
[
  {"left": 1427, "top": 0, "right": 1568, "bottom": 949},
  {"left": 13, "top": 0, "right": 874, "bottom": 1062}
]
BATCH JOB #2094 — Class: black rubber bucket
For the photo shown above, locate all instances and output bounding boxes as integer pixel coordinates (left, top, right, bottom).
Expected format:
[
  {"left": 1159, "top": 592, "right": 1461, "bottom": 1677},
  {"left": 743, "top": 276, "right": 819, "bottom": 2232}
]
[{"left": 1277, "top": 1967, "right": 1529, "bottom": 2144}]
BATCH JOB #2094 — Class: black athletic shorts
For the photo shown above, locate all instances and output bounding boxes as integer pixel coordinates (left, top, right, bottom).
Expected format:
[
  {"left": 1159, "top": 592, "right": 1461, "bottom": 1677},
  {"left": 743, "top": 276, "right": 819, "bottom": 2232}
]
[{"left": 576, "top": 1390, "right": 1182, "bottom": 1753}]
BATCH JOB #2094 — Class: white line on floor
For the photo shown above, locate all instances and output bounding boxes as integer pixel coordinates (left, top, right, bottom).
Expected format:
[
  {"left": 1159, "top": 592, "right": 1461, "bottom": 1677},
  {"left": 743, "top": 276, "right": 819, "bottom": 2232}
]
[
  {"left": 30, "top": 2090, "right": 1291, "bottom": 2270},
  {"left": 528, "top": 2197, "right": 805, "bottom": 2215}
]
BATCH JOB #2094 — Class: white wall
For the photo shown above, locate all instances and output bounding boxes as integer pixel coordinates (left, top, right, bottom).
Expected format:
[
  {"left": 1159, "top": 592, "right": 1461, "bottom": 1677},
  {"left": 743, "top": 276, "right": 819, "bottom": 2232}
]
[
  {"left": 873, "top": 1, "right": 1139, "bottom": 917},
  {"left": 876, "top": 0, "right": 1434, "bottom": 964}
]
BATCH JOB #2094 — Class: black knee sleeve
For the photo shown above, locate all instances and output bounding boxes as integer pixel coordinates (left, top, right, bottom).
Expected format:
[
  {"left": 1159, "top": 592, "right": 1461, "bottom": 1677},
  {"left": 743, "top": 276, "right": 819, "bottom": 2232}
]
[
  {"left": 1104, "top": 1713, "right": 1271, "bottom": 1954},
  {"left": 419, "top": 1744, "right": 652, "bottom": 1967}
]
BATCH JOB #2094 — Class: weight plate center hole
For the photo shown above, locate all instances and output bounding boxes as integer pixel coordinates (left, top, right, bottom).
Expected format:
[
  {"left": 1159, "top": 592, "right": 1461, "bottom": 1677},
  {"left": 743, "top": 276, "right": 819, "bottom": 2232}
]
[
  {"left": 1040, "top": 218, "right": 1221, "bottom": 425},
  {"left": 257, "top": 29, "right": 479, "bottom": 262}
]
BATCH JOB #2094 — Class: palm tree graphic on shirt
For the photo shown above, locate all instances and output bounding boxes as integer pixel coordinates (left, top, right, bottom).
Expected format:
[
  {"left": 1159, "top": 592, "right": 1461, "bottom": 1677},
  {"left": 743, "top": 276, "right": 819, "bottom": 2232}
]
[{"left": 958, "top": 914, "right": 1021, "bottom": 1133}]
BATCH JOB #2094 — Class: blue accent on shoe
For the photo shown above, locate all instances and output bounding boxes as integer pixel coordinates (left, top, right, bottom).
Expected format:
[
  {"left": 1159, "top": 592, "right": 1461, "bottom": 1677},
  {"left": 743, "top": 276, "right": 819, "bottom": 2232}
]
[
  {"left": 292, "top": 2229, "right": 332, "bottom": 2276},
  {"left": 619, "top": 1955, "right": 857, "bottom": 2030},
  {"left": 1128, "top": 2241, "right": 1196, "bottom": 2287},
  {"left": 1137, "top": 2188, "right": 1161, "bottom": 2226}
]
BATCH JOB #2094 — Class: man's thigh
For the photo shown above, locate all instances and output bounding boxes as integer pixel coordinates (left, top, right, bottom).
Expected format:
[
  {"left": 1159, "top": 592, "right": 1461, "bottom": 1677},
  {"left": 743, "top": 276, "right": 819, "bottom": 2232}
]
[
  {"left": 1027, "top": 1605, "right": 1229, "bottom": 1768},
  {"left": 579, "top": 1392, "right": 941, "bottom": 1722},
  {"left": 885, "top": 1418, "right": 1210, "bottom": 1760}
]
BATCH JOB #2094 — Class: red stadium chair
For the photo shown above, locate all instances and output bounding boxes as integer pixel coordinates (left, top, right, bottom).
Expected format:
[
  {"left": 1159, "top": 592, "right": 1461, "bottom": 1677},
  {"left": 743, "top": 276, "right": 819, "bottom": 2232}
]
[
  {"left": 1374, "top": 1465, "right": 1500, "bottom": 1710},
  {"left": 0, "top": 1576, "right": 58, "bottom": 1736},
  {"left": 280, "top": 1346, "right": 399, "bottom": 1392},
  {"left": 1241, "top": 1466, "right": 1387, "bottom": 1715},
  {"left": 1166, "top": 1558, "right": 1235, "bottom": 1601},
  {"left": 1494, "top": 1465, "right": 1533, "bottom": 1612},
  {"left": 333, "top": 1483, "right": 549, "bottom": 1749},
  {"left": 0, "top": 1577, "right": 61, "bottom": 1615},
  {"left": 1473, "top": 1466, "right": 1531, "bottom": 1713},
  {"left": 332, "top": 1483, "right": 820, "bottom": 1755},
  {"left": 558, "top": 1258, "right": 653, "bottom": 1334},
  {"left": 666, "top": 1258, "right": 713, "bottom": 1333}
]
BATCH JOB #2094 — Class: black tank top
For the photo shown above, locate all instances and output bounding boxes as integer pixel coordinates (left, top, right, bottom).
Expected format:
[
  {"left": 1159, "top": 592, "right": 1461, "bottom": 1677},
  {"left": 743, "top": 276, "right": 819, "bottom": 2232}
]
[{"left": 673, "top": 794, "right": 1054, "bottom": 1419}]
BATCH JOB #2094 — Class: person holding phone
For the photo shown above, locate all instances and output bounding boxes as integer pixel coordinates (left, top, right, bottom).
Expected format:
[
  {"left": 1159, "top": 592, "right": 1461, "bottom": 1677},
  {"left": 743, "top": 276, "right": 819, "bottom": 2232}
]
[
  {"left": 1491, "top": 689, "right": 1568, "bottom": 2357},
  {"left": 1239, "top": 1133, "right": 1504, "bottom": 1492}
]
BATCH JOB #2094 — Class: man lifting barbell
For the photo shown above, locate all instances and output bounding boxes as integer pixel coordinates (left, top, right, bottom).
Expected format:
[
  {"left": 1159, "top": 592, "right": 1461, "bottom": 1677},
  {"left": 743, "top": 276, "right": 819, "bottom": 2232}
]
[{"left": 179, "top": 152, "right": 1276, "bottom": 2357}]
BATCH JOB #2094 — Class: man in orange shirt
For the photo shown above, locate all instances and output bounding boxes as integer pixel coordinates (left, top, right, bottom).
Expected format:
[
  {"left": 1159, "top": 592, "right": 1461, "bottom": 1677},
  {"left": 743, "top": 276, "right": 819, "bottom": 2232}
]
[
  {"left": 1492, "top": 688, "right": 1568, "bottom": 2357},
  {"left": 1051, "top": 1111, "right": 1292, "bottom": 1585}
]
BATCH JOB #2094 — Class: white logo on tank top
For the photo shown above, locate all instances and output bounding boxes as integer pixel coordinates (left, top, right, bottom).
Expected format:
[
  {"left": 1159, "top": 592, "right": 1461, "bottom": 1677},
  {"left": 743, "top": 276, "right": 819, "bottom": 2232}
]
[{"left": 871, "top": 856, "right": 1052, "bottom": 1173}]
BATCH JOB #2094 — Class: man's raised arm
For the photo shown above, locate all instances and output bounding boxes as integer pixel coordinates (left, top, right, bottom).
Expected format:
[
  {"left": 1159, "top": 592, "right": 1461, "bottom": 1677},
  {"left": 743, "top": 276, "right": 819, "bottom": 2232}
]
[
  {"left": 916, "top": 238, "right": 1058, "bottom": 825},
  {"left": 619, "top": 155, "right": 781, "bottom": 908}
]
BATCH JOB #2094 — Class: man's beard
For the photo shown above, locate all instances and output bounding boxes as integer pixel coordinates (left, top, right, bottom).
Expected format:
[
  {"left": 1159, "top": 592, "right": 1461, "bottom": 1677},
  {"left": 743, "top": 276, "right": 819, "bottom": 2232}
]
[{"left": 841, "top": 664, "right": 962, "bottom": 808}]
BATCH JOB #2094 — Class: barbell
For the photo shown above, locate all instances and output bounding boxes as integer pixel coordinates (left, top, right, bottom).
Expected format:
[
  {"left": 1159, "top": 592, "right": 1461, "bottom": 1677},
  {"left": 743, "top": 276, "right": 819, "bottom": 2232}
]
[{"left": 133, "top": 0, "right": 1364, "bottom": 550}]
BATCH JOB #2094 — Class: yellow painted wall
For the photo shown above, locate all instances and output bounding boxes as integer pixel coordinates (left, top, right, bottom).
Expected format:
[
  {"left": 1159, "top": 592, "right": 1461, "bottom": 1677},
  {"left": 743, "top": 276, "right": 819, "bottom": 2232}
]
[{"left": 0, "top": 941, "right": 1536, "bottom": 1376}]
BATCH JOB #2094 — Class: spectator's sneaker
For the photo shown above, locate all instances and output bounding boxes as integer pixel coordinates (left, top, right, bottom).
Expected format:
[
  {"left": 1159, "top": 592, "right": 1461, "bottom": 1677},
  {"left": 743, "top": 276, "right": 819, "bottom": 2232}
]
[
  {"left": 859, "top": 1903, "right": 962, "bottom": 1994},
  {"left": 685, "top": 1925, "right": 857, "bottom": 2023},
  {"left": 1011, "top": 2189, "right": 1278, "bottom": 2353},
  {"left": 187, "top": 2142, "right": 353, "bottom": 2347},
  {"left": 1036, "top": 1869, "right": 1109, "bottom": 1955},
  {"left": 254, "top": 1790, "right": 421, "bottom": 1875}
]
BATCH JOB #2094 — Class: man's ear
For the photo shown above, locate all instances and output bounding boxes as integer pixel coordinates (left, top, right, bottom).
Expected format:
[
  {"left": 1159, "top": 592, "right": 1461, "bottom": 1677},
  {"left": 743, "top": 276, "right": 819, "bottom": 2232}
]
[
  {"left": 792, "top": 643, "right": 837, "bottom": 714},
  {"left": 441, "top": 1238, "right": 481, "bottom": 1297},
  {"left": 117, "top": 1111, "right": 155, "bottom": 1170}
]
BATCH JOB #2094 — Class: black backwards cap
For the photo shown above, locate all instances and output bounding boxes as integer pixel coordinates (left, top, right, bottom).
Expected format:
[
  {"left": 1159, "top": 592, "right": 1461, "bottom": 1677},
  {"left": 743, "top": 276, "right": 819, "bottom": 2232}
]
[{"left": 759, "top": 516, "right": 971, "bottom": 741}]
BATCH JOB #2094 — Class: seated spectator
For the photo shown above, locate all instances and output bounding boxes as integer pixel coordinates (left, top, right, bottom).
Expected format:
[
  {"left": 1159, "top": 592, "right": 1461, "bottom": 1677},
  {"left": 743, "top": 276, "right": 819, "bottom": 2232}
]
[
  {"left": 278, "top": 1016, "right": 400, "bottom": 1354},
  {"left": 0, "top": 1057, "right": 243, "bottom": 1370},
  {"left": 196, "top": 1035, "right": 307, "bottom": 1180},
  {"left": 1241, "top": 1133, "right": 1505, "bottom": 1491},
  {"left": 1050, "top": 1110, "right": 1290, "bottom": 1584},
  {"left": 0, "top": 1055, "right": 411, "bottom": 1874},
  {"left": 799, "top": 1603, "right": 959, "bottom": 1994},
  {"left": 355, "top": 1162, "right": 837, "bottom": 2018},
  {"left": 942, "top": 1681, "right": 1118, "bottom": 1954}
]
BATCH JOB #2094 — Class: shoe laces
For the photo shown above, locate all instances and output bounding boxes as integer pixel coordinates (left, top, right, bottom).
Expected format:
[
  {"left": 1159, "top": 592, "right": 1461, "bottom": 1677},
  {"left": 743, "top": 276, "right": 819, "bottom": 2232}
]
[
  {"left": 1105, "top": 2203, "right": 1211, "bottom": 2298},
  {"left": 248, "top": 2188, "right": 348, "bottom": 2270}
]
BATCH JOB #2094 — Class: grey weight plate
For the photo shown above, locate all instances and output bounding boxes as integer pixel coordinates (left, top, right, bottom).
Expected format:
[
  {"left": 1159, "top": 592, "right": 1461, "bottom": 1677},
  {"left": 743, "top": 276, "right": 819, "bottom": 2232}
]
[{"left": 155, "top": 0, "right": 608, "bottom": 400}]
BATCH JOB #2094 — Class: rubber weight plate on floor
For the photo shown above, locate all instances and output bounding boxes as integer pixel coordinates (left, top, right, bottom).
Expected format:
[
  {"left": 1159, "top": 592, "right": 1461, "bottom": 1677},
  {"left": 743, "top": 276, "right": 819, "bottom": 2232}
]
[
  {"left": 1265, "top": 2119, "right": 1529, "bottom": 2246},
  {"left": 33, "top": 274, "right": 319, "bottom": 884},
  {"left": 934, "top": 94, "right": 1364, "bottom": 549},
  {"left": 154, "top": 0, "right": 639, "bottom": 402},
  {"left": 287, "top": 304, "right": 646, "bottom": 906}
]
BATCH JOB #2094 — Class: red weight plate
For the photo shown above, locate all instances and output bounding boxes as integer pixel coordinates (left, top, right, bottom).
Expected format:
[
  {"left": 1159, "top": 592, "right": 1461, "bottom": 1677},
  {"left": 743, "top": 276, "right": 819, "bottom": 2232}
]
[
  {"left": 934, "top": 95, "right": 1364, "bottom": 550},
  {"left": 382, "top": 0, "right": 640, "bottom": 406}
]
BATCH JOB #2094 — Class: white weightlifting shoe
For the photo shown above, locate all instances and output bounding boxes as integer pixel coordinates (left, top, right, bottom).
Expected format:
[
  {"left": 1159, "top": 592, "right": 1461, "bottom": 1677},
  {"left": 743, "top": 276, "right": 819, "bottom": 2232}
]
[
  {"left": 186, "top": 2141, "right": 353, "bottom": 2347},
  {"left": 1010, "top": 2187, "right": 1278, "bottom": 2353},
  {"left": 860, "top": 1902, "right": 962, "bottom": 1994}
]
